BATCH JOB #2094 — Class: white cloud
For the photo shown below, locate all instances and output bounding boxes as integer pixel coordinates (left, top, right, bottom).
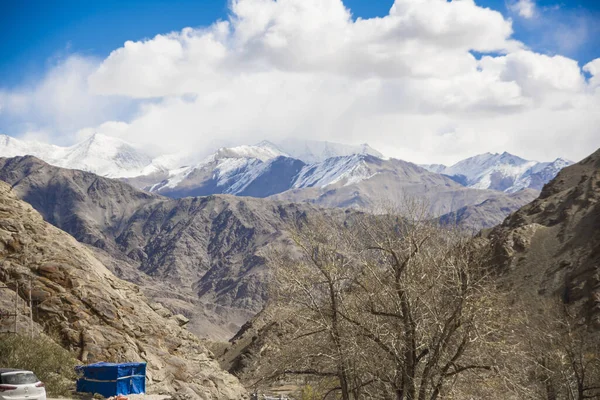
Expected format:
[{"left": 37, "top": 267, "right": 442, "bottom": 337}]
[
  {"left": 1, "top": 0, "right": 599, "bottom": 165},
  {"left": 0, "top": 56, "right": 132, "bottom": 145},
  {"left": 509, "top": 0, "right": 536, "bottom": 19},
  {"left": 88, "top": 0, "right": 520, "bottom": 98}
]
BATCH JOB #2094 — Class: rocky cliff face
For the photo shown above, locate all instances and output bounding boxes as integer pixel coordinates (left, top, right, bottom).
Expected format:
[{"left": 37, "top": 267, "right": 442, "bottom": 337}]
[
  {"left": 439, "top": 189, "right": 539, "bottom": 230},
  {"left": 485, "top": 148, "right": 600, "bottom": 327},
  {"left": 0, "top": 156, "right": 333, "bottom": 339},
  {"left": 0, "top": 180, "right": 247, "bottom": 398}
]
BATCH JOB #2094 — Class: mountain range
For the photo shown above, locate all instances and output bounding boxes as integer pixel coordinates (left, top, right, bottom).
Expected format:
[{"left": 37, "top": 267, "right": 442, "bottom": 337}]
[
  {"left": 421, "top": 151, "right": 572, "bottom": 193},
  {"left": 0, "top": 155, "right": 343, "bottom": 339},
  {"left": 0, "top": 132, "right": 595, "bottom": 397},
  {"left": 0, "top": 152, "right": 537, "bottom": 341},
  {"left": 220, "top": 146, "right": 600, "bottom": 394},
  {"left": 0, "top": 134, "right": 571, "bottom": 220}
]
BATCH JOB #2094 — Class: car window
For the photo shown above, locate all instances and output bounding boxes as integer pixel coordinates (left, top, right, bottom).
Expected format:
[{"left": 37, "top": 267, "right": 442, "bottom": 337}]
[{"left": 1, "top": 372, "right": 39, "bottom": 385}]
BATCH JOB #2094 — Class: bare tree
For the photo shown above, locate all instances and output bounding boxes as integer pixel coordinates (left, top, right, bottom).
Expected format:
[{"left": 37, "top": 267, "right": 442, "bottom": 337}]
[
  {"left": 268, "top": 214, "right": 359, "bottom": 400},
  {"left": 508, "top": 299, "right": 600, "bottom": 400},
  {"left": 264, "top": 202, "right": 506, "bottom": 399}
]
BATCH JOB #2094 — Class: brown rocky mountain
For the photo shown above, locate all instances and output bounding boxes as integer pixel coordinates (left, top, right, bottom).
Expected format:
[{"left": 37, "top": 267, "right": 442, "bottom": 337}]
[
  {"left": 0, "top": 180, "right": 247, "bottom": 398},
  {"left": 439, "top": 189, "right": 539, "bottom": 230},
  {"left": 0, "top": 155, "right": 539, "bottom": 341},
  {"left": 484, "top": 147, "right": 600, "bottom": 327},
  {"left": 0, "top": 156, "right": 338, "bottom": 339},
  {"left": 270, "top": 156, "right": 535, "bottom": 216},
  {"left": 221, "top": 148, "right": 600, "bottom": 385}
]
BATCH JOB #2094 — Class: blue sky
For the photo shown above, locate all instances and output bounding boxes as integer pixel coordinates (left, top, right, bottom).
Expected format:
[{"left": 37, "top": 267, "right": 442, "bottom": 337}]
[{"left": 1, "top": 0, "right": 599, "bottom": 87}]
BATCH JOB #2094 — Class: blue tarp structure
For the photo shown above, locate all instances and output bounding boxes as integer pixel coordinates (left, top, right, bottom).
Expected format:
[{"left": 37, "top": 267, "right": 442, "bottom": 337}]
[{"left": 75, "top": 362, "right": 146, "bottom": 397}]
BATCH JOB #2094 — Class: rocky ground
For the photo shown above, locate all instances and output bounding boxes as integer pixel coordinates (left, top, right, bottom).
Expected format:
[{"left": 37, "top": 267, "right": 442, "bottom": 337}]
[
  {"left": 483, "top": 147, "right": 600, "bottom": 326},
  {"left": 0, "top": 180, "right": 247, "bottom": 398}
]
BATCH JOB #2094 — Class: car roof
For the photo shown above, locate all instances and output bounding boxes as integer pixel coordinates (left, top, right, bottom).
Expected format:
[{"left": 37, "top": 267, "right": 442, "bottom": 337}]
[{"left": 0, "top": 369, "right": 33, "bottom": 375}]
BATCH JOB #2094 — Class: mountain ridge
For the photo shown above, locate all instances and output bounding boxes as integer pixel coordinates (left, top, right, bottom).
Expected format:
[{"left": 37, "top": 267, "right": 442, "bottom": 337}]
[
  {"left": 421, "top": 151, "right": 573, "bottom": 193},
  {"left": 0, "top": 155, "right": 346, "bottom": 339},
  {"left": 484, "top": 147, "right": 600, "bottom": 326}
]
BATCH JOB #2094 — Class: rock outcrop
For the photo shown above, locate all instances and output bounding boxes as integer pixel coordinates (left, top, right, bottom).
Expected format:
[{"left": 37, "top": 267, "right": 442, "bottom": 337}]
[
  {"left": 0, "top": 180, "right": 247, "bottom": 398},
  {"left": 0, "top": 156, "right": 335, "bottom": 338},
  {"left": 484, "top": 148, "right": 600, "bottom": 327}
]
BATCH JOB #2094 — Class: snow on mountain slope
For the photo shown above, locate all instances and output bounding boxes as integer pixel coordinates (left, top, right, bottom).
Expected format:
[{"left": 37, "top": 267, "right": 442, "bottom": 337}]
[
  {"left": 0, "top": 133, "right": 154, "bottom": 178},
  {"left": 0, "top": 133, "right": 569, "bottom": 200},
  {"left": 0, "top": 134, "right": 65, "bottom": 160},
  {"left": 149, "top": 143, "right": 290, "bottom": 194},
  {"left": 292, "top": 154, "right": 376, "bottom": 188},
  {"left": 214, "top": 141, "right": 289, "bottom": 161},
  {"left": 443, "top": 152, "right": 537, "bottom": 189},
  {"left": 274, "top": 138, "right": 384, "bottom": 163},
  {"left": 422, "top": 152, "right": 573, "bottom": 193},
  {"left": 510, "top": 158, "right": 573, "bottom": 193},
  {"left": 150, "top": 147, "right": 382, "bottom": 198},
  {"left": 56, "top": 134, "right": 153, "bottom": 178}
]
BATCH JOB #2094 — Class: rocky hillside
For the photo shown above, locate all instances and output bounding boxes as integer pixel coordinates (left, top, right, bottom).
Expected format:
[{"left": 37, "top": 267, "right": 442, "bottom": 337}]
[
  {"left": 0, "top": 180, "right": 247, "bottom": 398},
  {"left": 271, "top": 156, "right": 527, "bottom": 215},
  {"left": 133, "top": 145, "right": 535, "bottom": 218},
  {"left": 0, "top": 156, "right": 337, "bottom": 339},
  {"left": 485, "top": 147, "right": 600, "bottom": 327},
  {"left": 439, "top": 189, "right": 539, "bottom": 230},
  {"left": 0, "top": 155, "right": 544, "bottom": 342}
]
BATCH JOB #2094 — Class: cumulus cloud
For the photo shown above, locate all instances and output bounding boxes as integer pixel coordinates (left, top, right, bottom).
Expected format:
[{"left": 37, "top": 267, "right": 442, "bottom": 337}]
[
  {"left": 0, "top": 56, "right": 133, "bottom": 145},
  {"left": 509, "top": 0, "right": 536, "bottom": 19},
  {"left": 1, "top": 0, "right": 599, "bottom": 165}
]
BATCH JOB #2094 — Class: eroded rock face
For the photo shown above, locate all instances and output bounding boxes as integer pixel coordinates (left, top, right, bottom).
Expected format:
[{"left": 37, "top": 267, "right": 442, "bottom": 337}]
[
  {"left": 0, "top": 156, "right": 325, "bottom": 339},
  {"left": 0, "top": 181, "right": 247, "bottom": 399},
  {"left": 485, "top": 148, "right": 600, "bottom": 327}
]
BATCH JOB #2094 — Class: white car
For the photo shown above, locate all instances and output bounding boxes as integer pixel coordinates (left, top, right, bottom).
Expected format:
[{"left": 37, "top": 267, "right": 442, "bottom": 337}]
[{"left": 0, "top": 369, "right": 46, "bottom": 400}]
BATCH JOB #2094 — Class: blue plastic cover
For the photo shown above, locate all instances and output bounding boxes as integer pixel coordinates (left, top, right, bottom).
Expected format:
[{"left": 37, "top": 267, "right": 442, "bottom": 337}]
[{"left": 75, "top": 362, "right": 146, "bottom": 397}]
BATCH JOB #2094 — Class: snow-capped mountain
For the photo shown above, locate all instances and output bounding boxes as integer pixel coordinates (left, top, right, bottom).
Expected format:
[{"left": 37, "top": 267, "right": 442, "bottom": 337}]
[
  {"left": 0, "top": 134, "right": 384, "bottom": 180},
  {"left": 292, "top": 154, "right": 376, "bottom": 188},
  {"left": 57, "top": 134, "right": 154, "bottom": 178},
  {"left": 0, "top": 134, "right": 63, "bottom": 159},
  {"left": 421, "top": 152, "right": 573, "bottom": 193},
  {"left": 0, "top": 133, "right": 570, "bottom": 205},
  {"left": 0, "top": 133, "right": 153, "bottom": 178},
  {"left": 149, "top": 142, "right": 383, "bottom": 199},
  {"left": 273, "top": 138, "right": 384, "bottom": 163},
  {"left": 147, "top": 143, "right": 302, "bottom": 197}
]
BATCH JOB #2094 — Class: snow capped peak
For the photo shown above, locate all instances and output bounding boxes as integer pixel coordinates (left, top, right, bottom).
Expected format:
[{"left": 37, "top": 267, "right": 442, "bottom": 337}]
[
  {"left": 549, "top": 157, "right": 573, "bottom": 168},
  {"left": 443, "top": 152, "right": 534, "bottom": 183},
  {"left": 292, "top": 154, "right": 376, "bottom": 189},
  {"left": 0, "top": 134, "right": 64, "bottom": 160},
  {"left": 210, "top": 142, "right": 289, "bottom": 162},
  {"left": 273, "top": 138, "right": 384, "bottom": 163},
  {"left": 0, "top": 133, "right": 154, "bottom": 178},
  {"left": 61, "top": 133, "right": 153, "bottom": 178},
  {"left": 429, "top": 151, "right": 572, "bottom": 193}
]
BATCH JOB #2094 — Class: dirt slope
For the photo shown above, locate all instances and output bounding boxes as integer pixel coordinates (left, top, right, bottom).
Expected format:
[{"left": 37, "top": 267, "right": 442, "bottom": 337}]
[
  {"left": 485, "top": 148, "right": 600, "bottom": 326},
  {"left": 0, "top": 180, "right": 247, "bottom": 398}
]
